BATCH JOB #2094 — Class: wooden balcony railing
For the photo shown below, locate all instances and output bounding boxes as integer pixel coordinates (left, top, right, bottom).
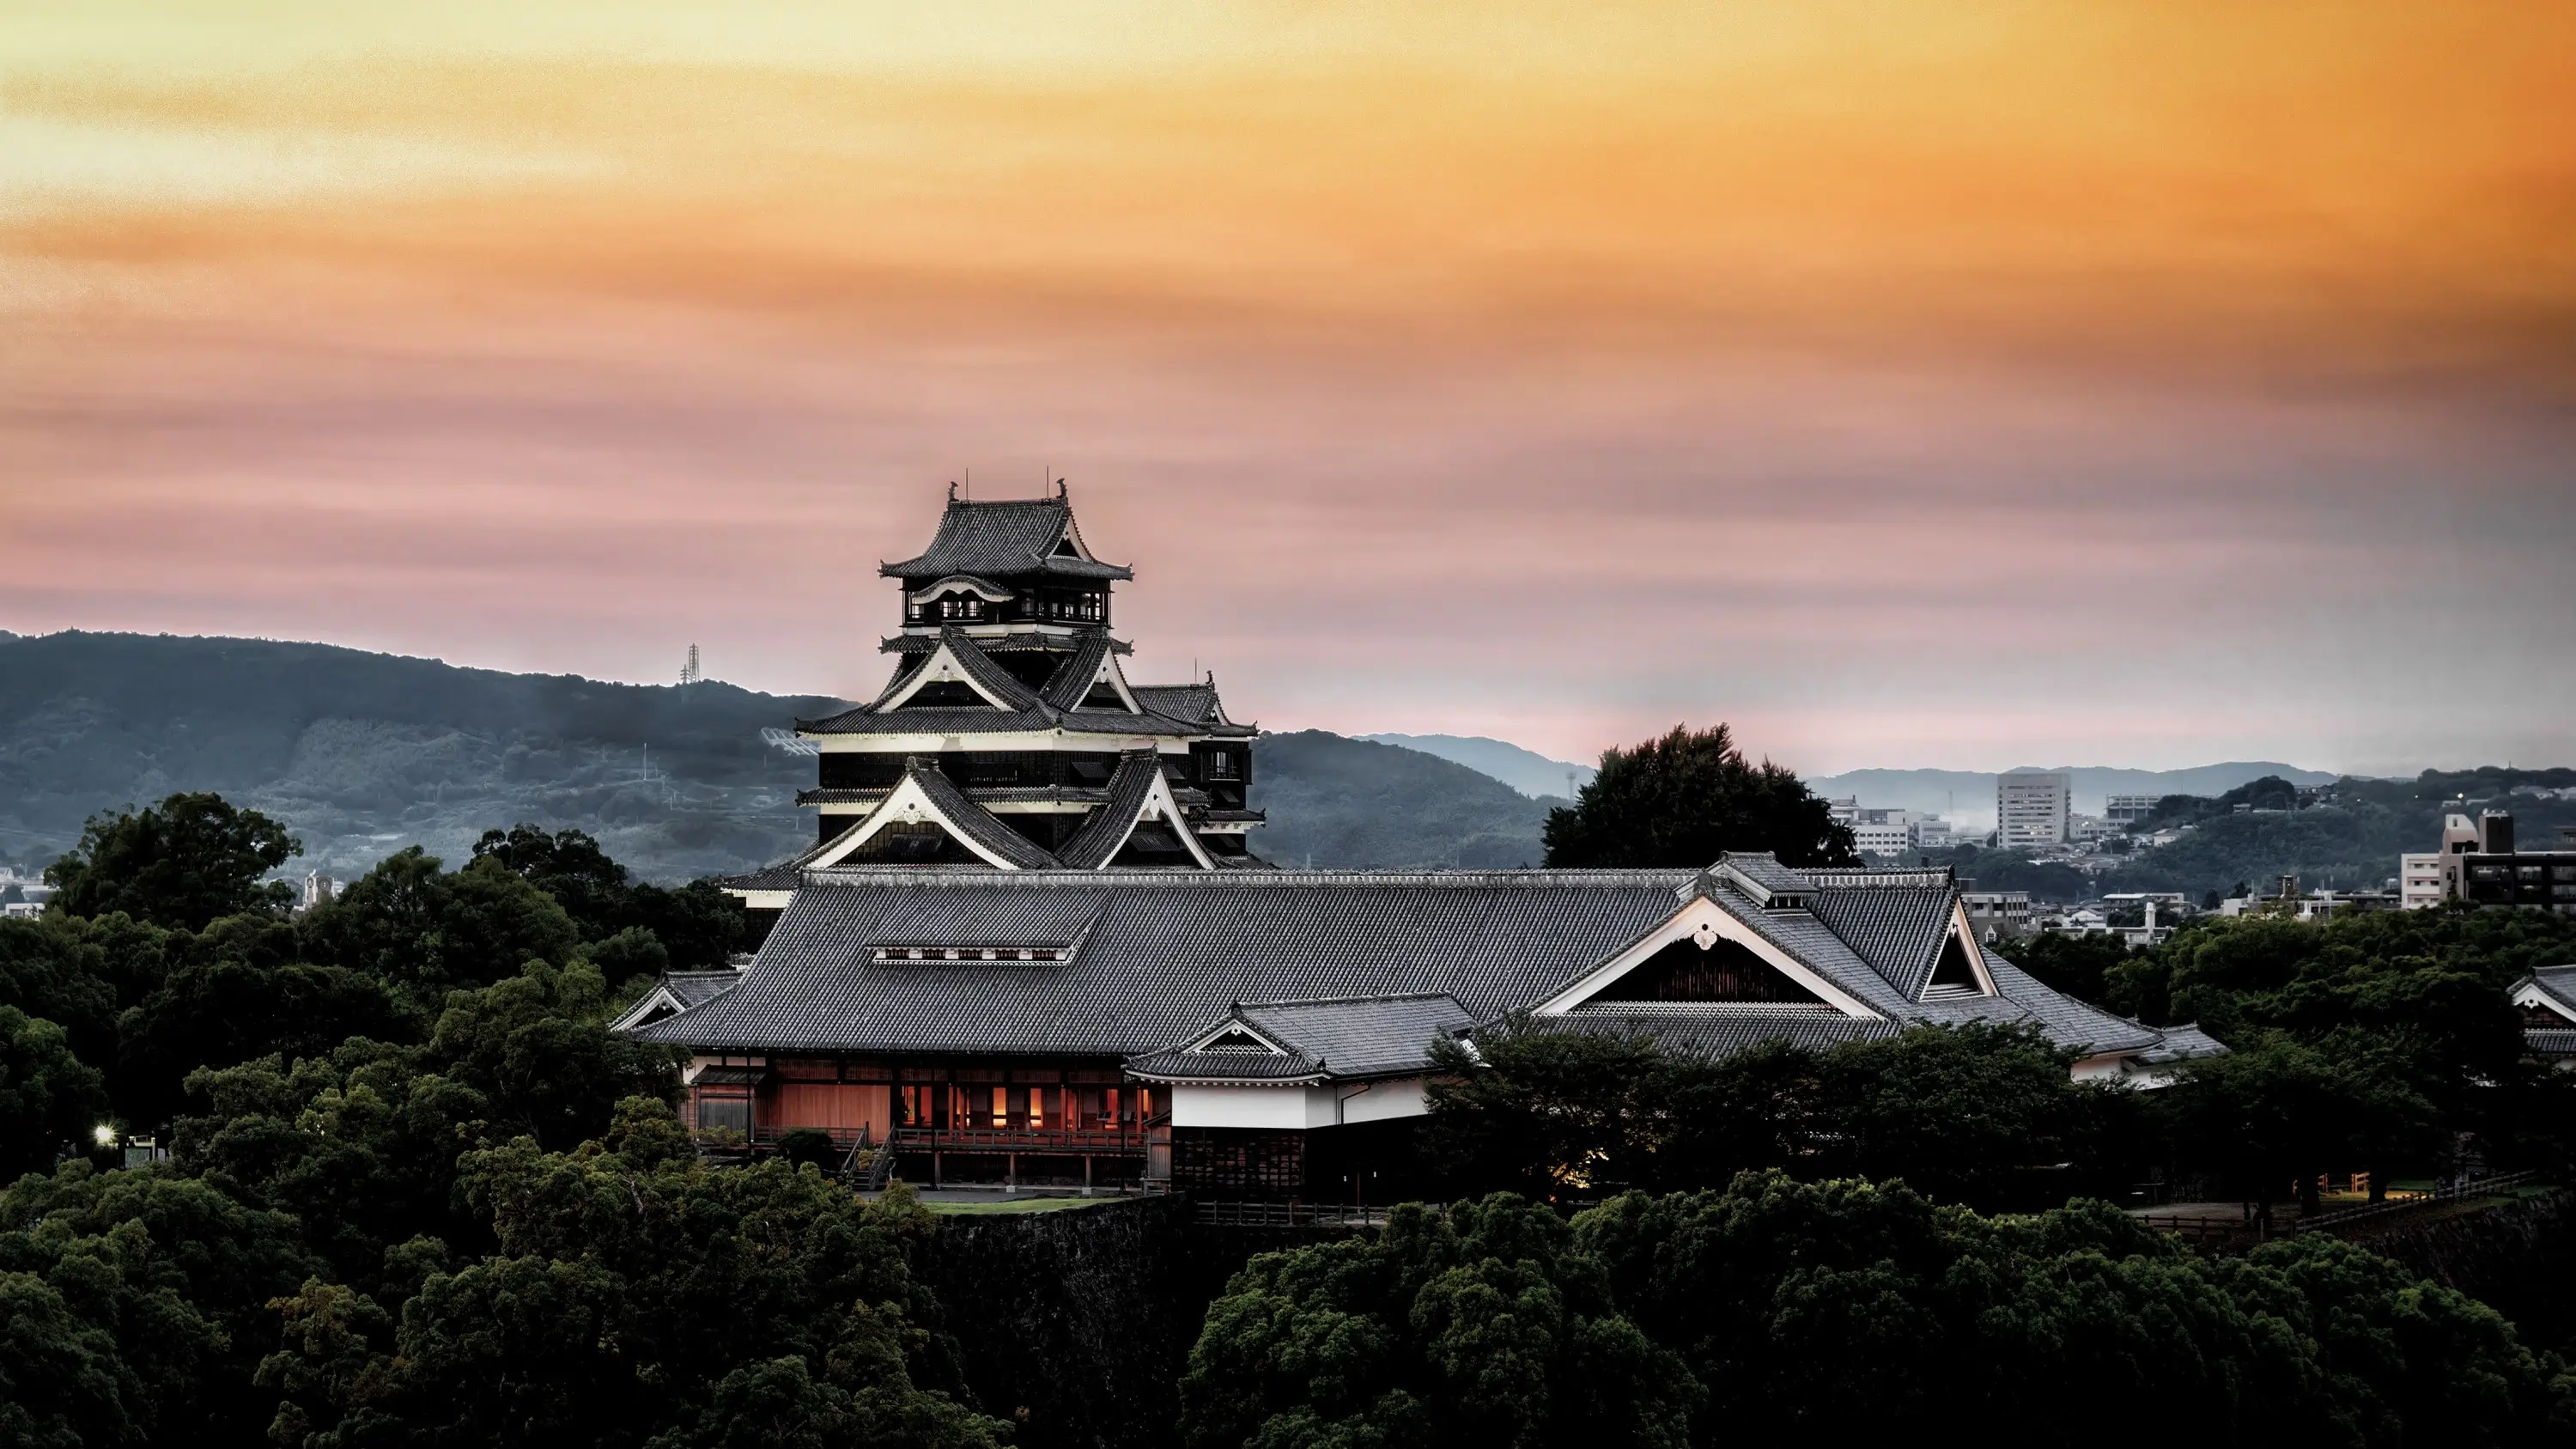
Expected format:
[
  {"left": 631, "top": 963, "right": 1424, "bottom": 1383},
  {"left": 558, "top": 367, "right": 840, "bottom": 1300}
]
[{"left": 891, "top": 1124, "right": 1150, "bottom": 1156}]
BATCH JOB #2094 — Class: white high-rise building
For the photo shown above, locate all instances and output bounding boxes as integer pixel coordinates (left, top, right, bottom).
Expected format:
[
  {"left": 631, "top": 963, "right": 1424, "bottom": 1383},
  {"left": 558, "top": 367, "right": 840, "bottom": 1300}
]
[{"left": 1998, "top": 771, "right": 2071, "bottom": 847}]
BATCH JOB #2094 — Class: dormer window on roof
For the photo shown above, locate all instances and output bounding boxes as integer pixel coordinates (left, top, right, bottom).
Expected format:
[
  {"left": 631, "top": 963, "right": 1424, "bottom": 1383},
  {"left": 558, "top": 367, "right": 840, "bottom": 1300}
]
[{"left": 872, "top": 945, "right": 1072, "bottom": 963}]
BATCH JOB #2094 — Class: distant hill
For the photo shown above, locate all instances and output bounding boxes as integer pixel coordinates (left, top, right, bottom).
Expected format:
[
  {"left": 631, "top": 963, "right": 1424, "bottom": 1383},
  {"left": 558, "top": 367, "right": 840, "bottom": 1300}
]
[
  {"left": 1804, "top": 762, "right": 2342, "bottom": 832},
  {"left": 1250, "top": 731, "right": 1556, "bottom": 868},
  {"left": 1358, "top": 733, "right": 1595, "bottom": 799},
  {"left": 0, "top": 632, "right": 841, "bottom": 882},
  {"left": 0, "top": 633, "right": 1560, "bottom": 881}
]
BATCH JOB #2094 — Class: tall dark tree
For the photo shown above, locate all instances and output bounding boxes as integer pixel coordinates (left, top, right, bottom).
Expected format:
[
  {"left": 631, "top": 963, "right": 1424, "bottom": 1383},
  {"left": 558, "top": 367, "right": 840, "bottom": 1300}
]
[
  {"left": 43, "top": 793, "right": 301, "bottom": 931},
  {"left": 0, "top": 1005, "right": 112, "bottom": 1178},
  {"left": 474, "top": 823, "right": 743, "bottom": 971},
  {"left": 1542, "top": 724, "right": 1856, "bottom": 868}
]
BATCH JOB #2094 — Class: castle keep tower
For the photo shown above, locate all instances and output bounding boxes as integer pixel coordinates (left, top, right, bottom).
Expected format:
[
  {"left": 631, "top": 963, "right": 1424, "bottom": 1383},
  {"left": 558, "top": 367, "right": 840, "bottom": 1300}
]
[{"left": 728, "top": 484, "right": 1261, "bottom": 900}]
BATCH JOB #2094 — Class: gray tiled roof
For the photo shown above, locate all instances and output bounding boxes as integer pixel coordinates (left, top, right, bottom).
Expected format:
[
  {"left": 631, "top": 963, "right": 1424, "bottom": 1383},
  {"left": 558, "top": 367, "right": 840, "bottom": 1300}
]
[
  {"left": 1127, "top": 994, "right": 1476, "bottom": 1083},
  {"left": 880, "top": 496, "right": 1132, "bottom": 581},
  {"left": 1807, "top": 883, "right": 1955, "bottom": 1000},
  {"left": 1541, "top": 1012, "right": 1906, "bottom": 1056},
  {"left": 1980, "top": 955, "right": 2163, "bottom": 1054},
  {"left": 631, "top": 870, "right": 1690, "bottom": 1057},
  {"left": 1054, "top": 752, "right": 1169, "bottom": 869},
  {"left": 641, "top": 863, "right": 2195, "bottom": 1071},
  {"left": 1717, "top": 853, "right": 1815, "bottom": 895}
]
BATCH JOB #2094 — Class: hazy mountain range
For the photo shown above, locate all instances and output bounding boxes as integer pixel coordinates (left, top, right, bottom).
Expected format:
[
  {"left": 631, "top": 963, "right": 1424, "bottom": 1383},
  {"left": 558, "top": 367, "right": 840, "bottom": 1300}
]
[
  {"left": 0, "top": 631, "right": 2464, "bottom": 888},
  {"left": 0, "top": 633, "right": 1561, "bottom": 880},
  {"left": 1357, "top": 734, "right": 1594, "bottom": 799}
]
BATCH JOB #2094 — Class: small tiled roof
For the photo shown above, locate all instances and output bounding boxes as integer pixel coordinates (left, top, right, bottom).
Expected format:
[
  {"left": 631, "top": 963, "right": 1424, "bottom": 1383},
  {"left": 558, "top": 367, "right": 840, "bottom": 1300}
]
[
  {"left": 1054, "top": 752, "right": 1169, "bottom": 869},
  {"left": 881, "top": 495, "right": 1132, "bottom": 581},
  {"left": 1039, "top": 636, "right": 1118, "bottom": 710},
  {"left": 1127, "top": 994, "right": 1476, "bottom": 1083},
  {"left": 1133, "top": 684, "right": 1218, "bottom": 725},
  {"left": 2526, "top": 1027, "right": 2576, "bottom": 1059},
  {"left": 1806, "top": 881, "right": 1956, "bottom": 1000},
  {"left": 2137, "top": 1021, "right": 2229, "bottom": 1064},
  {"left": 862, "top": 890, "right": 1105, "bottom": 949},
  {"left": 800, "top": 632, "right": 1213, "bottom": 739},
  {"left": 1979, "top": 955, "right": 2164, "bottom": 1055},
  {"left": 1717, "top": 853, "right": 1815, "bottom": 895},
  {"left": 665, "top": 971, "right": 745, "bottom": 1008},
  {"left": 894, "top": 758, "right": 1063, "bottom": 869}
]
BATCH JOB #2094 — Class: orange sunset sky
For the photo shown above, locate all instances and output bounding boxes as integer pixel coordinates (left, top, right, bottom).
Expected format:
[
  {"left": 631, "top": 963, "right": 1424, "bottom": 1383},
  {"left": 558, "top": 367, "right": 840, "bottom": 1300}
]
[{"left": 4, "top": 2, "right": 2572, "bottom": 773}]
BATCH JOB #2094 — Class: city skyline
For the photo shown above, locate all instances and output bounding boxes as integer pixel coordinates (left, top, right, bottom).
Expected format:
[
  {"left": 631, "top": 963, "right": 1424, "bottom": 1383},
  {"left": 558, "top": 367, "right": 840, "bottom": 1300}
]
[{"left": 6, "top": 2, "right": 2572, "bottom": 775}]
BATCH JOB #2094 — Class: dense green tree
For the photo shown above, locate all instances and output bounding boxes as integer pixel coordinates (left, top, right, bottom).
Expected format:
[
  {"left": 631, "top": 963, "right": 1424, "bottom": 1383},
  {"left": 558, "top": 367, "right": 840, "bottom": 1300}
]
[
  {"left": 427, "top": 958, "right": 685, "bottom": 1151},
  {"left": 2096, "top": 908, "right": 2576, "bottom": 1171},
  {"left": 1541, "top": 724, "right": 1856, "bottom": 869},
  {"left": 176, "top": 1044, "right": 495, "bottom": 1296},
  {"left": 475, "top": 824, "right": 744, "bottom": 971},
  {"left": 1425, "top": 1021, "right": 2120, "bottom": 1209},
  {"left": 114, "top": 917, "right": 409, "bottom": 1127},
  {"left": 1185, "top": 1173, "right": 2572, "bottom": 1448},
  {"left": 296, "top": 849, "right": 580, "bottom": 1005},
  {"left": 1558, "top": 1172, "right": 2567, "bottom": 1446},
  {"left": 261, "top": 1101, "right": 1005, "bottom": 1449},
  {"left": 0, "top": 1161, "right": 323, "bottom": 1447},
  {"left": 2005, "top": 929, "right": 2136, "bottom": 1002},
  {"left": 0, "top": 1006, "right": 112, "bottom": 1180},
  {"left": 2159, "top": 1034, "right": 2441, "bottom": 1217},
  {"left": 0, "top": 915, "right": 120, "bottom": 1068},
  {"left": 43, "top": 794, "right": 301, "bottom": 931},
  {"left": 1181, "top": 1193, "right": 1698, "bottom": 1449}
]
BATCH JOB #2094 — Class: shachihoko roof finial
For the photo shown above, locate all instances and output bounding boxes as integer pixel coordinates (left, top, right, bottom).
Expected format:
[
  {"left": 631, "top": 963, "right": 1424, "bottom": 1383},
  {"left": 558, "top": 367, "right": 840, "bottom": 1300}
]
[
  {"left": 947, "top": 479, "right": 957, "bottom": 502},
  {"left": 1056, "top": 477, "right": 1067, "bottom": 498}
]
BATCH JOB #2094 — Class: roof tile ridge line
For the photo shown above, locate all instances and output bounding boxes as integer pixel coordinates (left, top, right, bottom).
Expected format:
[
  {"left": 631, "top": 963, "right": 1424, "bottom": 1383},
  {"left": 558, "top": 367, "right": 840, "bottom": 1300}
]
[{"left": 1239, "top": 990, "right": 1461, "bottom": 1008}]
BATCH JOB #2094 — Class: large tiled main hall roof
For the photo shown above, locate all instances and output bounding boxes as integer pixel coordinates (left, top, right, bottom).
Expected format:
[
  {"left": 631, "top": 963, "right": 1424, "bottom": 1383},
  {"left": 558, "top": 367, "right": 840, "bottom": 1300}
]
[{"left": 633, "top": 860, "right": 2185, "bottom": 1065}]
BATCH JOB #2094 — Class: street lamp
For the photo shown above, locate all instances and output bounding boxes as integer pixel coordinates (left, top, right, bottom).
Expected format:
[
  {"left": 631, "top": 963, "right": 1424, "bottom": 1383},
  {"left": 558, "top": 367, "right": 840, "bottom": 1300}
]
[{"left": 92, "top": 1124, "right": 117, "bottom": 1148}]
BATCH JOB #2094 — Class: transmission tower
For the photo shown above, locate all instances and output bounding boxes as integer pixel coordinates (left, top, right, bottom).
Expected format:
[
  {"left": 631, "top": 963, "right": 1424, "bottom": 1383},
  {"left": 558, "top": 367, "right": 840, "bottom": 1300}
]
[{"left": 679, "top": 643, "right": 702, "bottom": 685}]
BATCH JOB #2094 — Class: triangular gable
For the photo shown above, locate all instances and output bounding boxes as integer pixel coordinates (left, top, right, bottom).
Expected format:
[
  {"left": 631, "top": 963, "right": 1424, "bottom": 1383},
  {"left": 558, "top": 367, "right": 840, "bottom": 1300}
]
[
  {"left": 1070, "top": 648, "right": 1143, "bottom": 713},
  {"left": 1534, "top": 894, "right": 1881, "bottom": 1018},
  {"left": 2512, "top": 975, "right": 2576, "bottom": 1026},
  {"left": 810, "top": 767, "right": 1053, "bottom": 870},
  {"left": 1932, "top": 898, "right": 1999, "bottom": 996},
  {"left": 878, "top": 636, "right": 1024, "bottom": 712},
  {"left": 609, "top": 983, "right": 692, "bottom": 1032},
  {"left": 1187, "top": 1018, "right": 1288, "bottom": 1055}
]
